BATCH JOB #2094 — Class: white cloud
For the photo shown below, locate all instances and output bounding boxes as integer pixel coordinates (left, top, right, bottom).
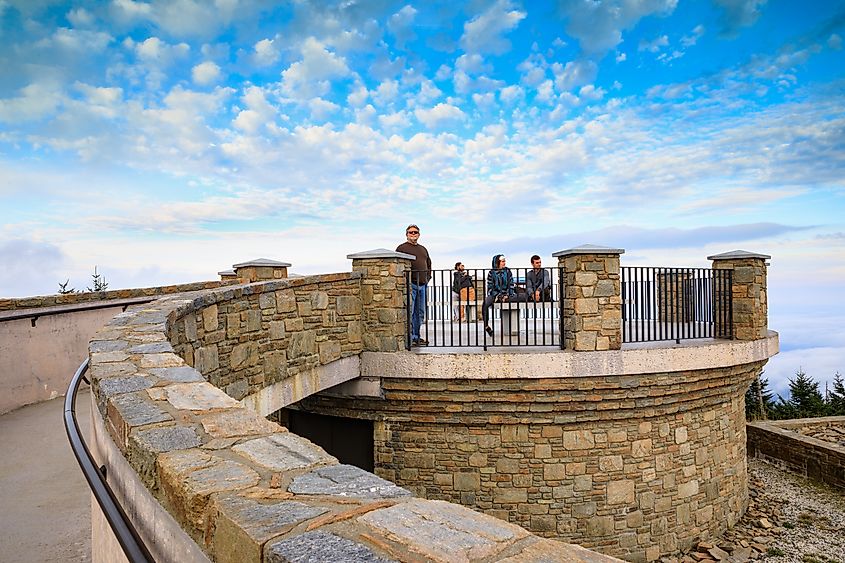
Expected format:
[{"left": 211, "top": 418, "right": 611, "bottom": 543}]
[
  {"left": 373, "top": 80, "right": 399, "bottom": 106},
  {"left": 0, "top": 82, "right": 64, "bottom": 124},
  {"left": 253, "top": 38, "right": 280, "bottom": 66},
  {"left": 616, "top": 52, "right": 627, "bottom": 63},
  {"left": 280, "top": 37, "right": 350, "bottom": 100},
  {"left": 387, "top": 5, "right": 417, "bottom": 49},
  {"left": 556, "top": 0, "right": 678, "bottom": 54},
  {"left": 192, "top": 61, "right": 222, "bottom": 85},
  {"left": 434, "top": 64, "right": 452, "bottom": 81},
  {"left": 553, "top": 59, "right": 598, "bottom": 92},
  {"left": 714, "top": 0, "right": 767, "bottom": 37},
  {"left": 308, "top": 97, "right": 339, "bottom": 121},
  {"left": 134, "top": 36, "right": 190, "bottom": 63},
  {"left": 681, "top": 24, "right": 706, "bottom": 47},
  {"left": 535, "top": 80, "right": 555, "bottom": 103},
  {"left": 460, "top": 0, "right": 526, "bottom": 55},
  {"left": 828, "top": 34, "right": 842, "bottom": 50},
  {"left": 455, "top": 53, "right": 490, "bottom": 74},
  {"left": 232, "top": 86, "right": 277, "bottom": 134},
  {"left": 639, "top": 35, "right": 669, "bottom": 53},
  {"left": 347, "top": 84, "right": 369, "bottom": 108},
  {"left": 378, "top": 110, "right": 411, "bottom": 129},
  {"left": 0, "top": 239, "right": 67, "bottom": 297},
  {"left": 414, "top": 103, "right": 466, "bottom": 129},
  {"left": 67, "top": 7, "right": 96, "bottom": 28},
  {"left": 499, "top": 85, "right": 524, "bottom": 104}
]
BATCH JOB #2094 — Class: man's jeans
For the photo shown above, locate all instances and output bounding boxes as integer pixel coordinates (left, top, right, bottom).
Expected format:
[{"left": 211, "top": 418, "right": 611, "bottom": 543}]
[{"left": 409, "top": 283, "right": 427, "bottom": 341}]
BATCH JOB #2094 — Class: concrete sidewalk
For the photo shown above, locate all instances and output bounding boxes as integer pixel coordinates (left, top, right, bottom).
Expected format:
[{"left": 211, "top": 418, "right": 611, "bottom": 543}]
[{"left": 0, "top": 388, "right": 92, "bottom": 562}]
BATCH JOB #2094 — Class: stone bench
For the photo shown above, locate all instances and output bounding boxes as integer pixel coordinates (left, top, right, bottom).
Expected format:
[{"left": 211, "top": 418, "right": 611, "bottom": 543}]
[{"left": 492, "top": 300, "right": 556, "bottom": 335}]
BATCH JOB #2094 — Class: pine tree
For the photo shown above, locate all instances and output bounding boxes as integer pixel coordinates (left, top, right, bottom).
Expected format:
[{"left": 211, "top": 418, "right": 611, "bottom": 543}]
[
  {"left": 745, "top": 372, "right": 775, "bottom": 420},
  {"left": 828, "top": 372, "right": 845, "bottom": 416},
  {"left": 774, "top": 368, "right": 827, "bottom": 419},
  {"left": 87, "top": 266, "right": 109, "bottom": 292},
  {"left": 57, "top": 279, "right": 77, "bottom": 294}
]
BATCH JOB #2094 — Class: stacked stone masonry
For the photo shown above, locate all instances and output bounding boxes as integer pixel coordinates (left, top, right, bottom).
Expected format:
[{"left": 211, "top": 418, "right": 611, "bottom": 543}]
[
  {"left": 351, "top": 256, "right": 409, "bottom": 353},
  {"left": 747, "top": 416, "right": 845, "bottom": 491},
  {"left": 0, "top": 279, "right": 237, "bottom": 312},
  {"left": 296, "top": 360, "right": 765, "bottom": 562},
  {"left": 168, "top": 273, "right": 366, "bottom": 401},
  {"left": 708, "top": 253, "right": 769, "bottom": 341},
  {"left": 87, "top": 275, "right": 616, "bottom": 563},
  {"left": 555, "top": 250, "right": 622, "bottom": 351}
]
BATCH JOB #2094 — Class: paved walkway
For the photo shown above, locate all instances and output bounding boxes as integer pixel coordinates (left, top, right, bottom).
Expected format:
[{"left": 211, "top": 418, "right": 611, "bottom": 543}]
[{"left": 0, "top": 388, "right": 92, "bottom": 562}]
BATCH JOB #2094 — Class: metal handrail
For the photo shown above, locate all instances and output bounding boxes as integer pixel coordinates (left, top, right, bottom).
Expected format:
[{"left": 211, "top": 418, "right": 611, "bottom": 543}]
[{"left": 63, "top": 358, "right": 155, "bottom": 563}]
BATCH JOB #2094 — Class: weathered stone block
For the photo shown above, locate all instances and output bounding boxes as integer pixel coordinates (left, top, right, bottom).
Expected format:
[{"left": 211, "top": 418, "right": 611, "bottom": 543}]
[
  {"left": 269, "top": 320, "right": 285, "bottom": 340},
  {"left": 214, "top": 495, "right": 328, "bottom": 563},
  {"left": 359, "top": 499, "right": 529, "bottom": 562},
  {"left": 157, "top": 450, "right": 260, "bottom": 541},
  {"left": 288, "top": 330, "right": 316, "bottom": 359},
  {"left": 202, "top": 304, "right": 218, "bottom": 332},
  {"left": 288, "top": 464, "right": 411, "bottom": 499},
  {"left": 586, "top": 516, "right": 614, "bottom": 537},
  {"left": 200, "top": 408, "right": 282, "bottom": 439},
  {"left": 230, "top": 342, "right": 258, "bottom": 370},
  {"left": 266, "top": 530, "right": 393, "bottom": 563},
  {"left": 232, "top": 433, "right": 336, "bottom": 471},
  {"left": 543, "top": 463, "right": 566, "bottom": 480},
  {"left": 319, "top": 341, "right": 341, "bottom": 364},
  {"left": 454, "top": 471, "right": 481, "bottom": 491},
  {"left": 607, "top": 480, "right": 635, "bottom": 504},
  {"left": 194, "top": 345, "right": 219, "bottom": 373},
  {"left": 563, "top": 430, "right": 595, "bottom": 450},
  {"left": 336, "top": 296, "right": 362, "bottom": 316},
  {"left": 275, "top": 291, "right": 297, "bottom": 313}
]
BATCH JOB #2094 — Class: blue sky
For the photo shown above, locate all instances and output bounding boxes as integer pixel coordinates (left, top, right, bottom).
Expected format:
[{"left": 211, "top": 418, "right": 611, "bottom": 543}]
[{"left": 1, "top": 0, "right": 843, "bottom": 395}]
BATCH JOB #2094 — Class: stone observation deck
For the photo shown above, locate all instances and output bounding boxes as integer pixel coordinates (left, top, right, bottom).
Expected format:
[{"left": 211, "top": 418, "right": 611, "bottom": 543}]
[{"left": 81, "top": 249, "right": 777, "bottom": 562}]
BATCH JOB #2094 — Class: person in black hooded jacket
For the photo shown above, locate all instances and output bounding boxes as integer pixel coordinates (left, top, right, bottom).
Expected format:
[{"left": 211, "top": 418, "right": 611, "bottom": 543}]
[{"left": 483, "top": 254, "right": 526, "bottom": 336}]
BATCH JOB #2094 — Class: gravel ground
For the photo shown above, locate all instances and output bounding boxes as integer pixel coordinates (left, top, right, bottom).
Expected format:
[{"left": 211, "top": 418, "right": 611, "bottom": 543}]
[{"left": 752, "top": 458, "right": 845, "bottom": 563}]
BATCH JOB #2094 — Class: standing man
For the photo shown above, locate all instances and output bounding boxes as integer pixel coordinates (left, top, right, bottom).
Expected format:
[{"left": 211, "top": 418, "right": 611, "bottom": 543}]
[
  {"left": 396, "top": 224, "right": 431, "bottom": 346},
  {"left": 526, "top": 255, "right": 552, "bottom": 302}
]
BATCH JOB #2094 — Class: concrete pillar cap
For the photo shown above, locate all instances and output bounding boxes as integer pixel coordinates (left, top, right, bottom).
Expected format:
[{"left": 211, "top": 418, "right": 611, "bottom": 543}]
[
  {"left": 232, "top": 258, "right": 292, "bottom": 268},
  {"left": 707, "top": 250, "right": 771, "bottom": 261},
  {"left": 552, "top": 244, "right": 625, "bottom": 258},
  {"left": 217, "top": 269, "right": 236, "bottom": 276},
  {"left": 347, "top": 248, "right": 415, "bottom": 260}
]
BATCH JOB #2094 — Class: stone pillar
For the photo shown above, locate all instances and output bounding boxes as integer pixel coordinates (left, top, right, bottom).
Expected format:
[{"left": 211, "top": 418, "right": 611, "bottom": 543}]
[
  {"left": 708, "top": 250, "right": 770, "bottom": 341},
  {"left": 232, "top": 259, "right": 291, "bottom": 282},
  {"left": 218, "top": 269, "right": 237, "bottom": 282},
  {"left": 553, "top": 245, "right": 624, "bottom": 351},
  {"left": 347, "top": 249, "right": 413, "bottom": 352}
]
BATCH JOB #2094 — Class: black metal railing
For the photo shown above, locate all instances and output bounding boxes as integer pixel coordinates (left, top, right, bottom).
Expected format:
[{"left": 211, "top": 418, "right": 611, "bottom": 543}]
[
  {"left": 64, "top": 358, "right": 155, "bottom": 563},
  {"left": 405, "top": 268, "right": 564, "bottom": 350},
  {"left": 621, "top": 267, "right": 733, "bottom": 344}
]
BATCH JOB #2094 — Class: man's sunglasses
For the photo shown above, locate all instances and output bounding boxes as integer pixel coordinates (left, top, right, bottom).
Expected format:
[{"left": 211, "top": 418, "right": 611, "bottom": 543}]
[{"left": 407, "top": 230, "right": 419, "bottom": 234}]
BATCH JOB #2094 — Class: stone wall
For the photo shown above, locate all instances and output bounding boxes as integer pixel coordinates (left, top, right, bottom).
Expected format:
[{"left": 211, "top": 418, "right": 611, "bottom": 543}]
[
  {"left": 0, "top": 279, "right": 235, "bottom": 312},
  {"left": 747, "top": 417, "right": 845, "bottom": 491},
  {"left": 554, "top": 246, "right": 623, "bottom": 351},
  {"left": 708, "top": 252, "right": 769, "bottom": 341},
  {"left": 85, "top": 279, "right": 615, "bottom": 563},
  {"left": 294, "top": 359, "right": 767, "bottom": 562},
  {"left": 168, "top": 273, "right": 365, "bottom": 401}
]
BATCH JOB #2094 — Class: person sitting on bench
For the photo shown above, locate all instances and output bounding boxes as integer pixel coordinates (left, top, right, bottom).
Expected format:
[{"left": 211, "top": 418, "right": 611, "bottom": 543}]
[
  {"left": 483, "top": 254, "right": 527, "bottom": 336},
  {"left": 526, "top": 255, "right": 552, "bottom": 302}
]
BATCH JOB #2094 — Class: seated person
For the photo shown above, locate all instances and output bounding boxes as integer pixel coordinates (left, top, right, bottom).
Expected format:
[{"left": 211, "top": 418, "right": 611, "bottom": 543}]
[
  {"left": 451, "top": 262, "right": 476, "bottom": 322},
  {"left": 483, "top": 254, "right": 527, "bottom": 336},
  {"left": 525, "top": 255, "right": 552, "bottom": 302}
]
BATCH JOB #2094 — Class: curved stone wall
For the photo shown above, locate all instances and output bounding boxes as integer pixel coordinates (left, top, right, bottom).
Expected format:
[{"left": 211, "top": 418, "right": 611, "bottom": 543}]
[
  {"left": 290, "top": 337, "right": 777, "bottom": 562},
  {"left": 88, "top": 278, "right": 614, "bottom": 563}
]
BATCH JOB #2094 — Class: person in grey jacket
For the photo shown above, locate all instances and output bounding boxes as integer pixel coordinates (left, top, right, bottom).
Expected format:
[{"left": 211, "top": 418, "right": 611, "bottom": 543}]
[{"left": 525, "top": 255, "right": 552, "bottom": 302}]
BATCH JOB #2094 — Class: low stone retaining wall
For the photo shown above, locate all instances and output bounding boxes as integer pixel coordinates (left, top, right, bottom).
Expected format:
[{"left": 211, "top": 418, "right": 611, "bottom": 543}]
[
  {"left": 88, "top": 278, "right": 615, "bottom": 562},
  {"left": 747, "top": 417, "right": 845, "bottom": 491},
  {"left": 0, "top": 280, "right": 236, "bottom": 312}
]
